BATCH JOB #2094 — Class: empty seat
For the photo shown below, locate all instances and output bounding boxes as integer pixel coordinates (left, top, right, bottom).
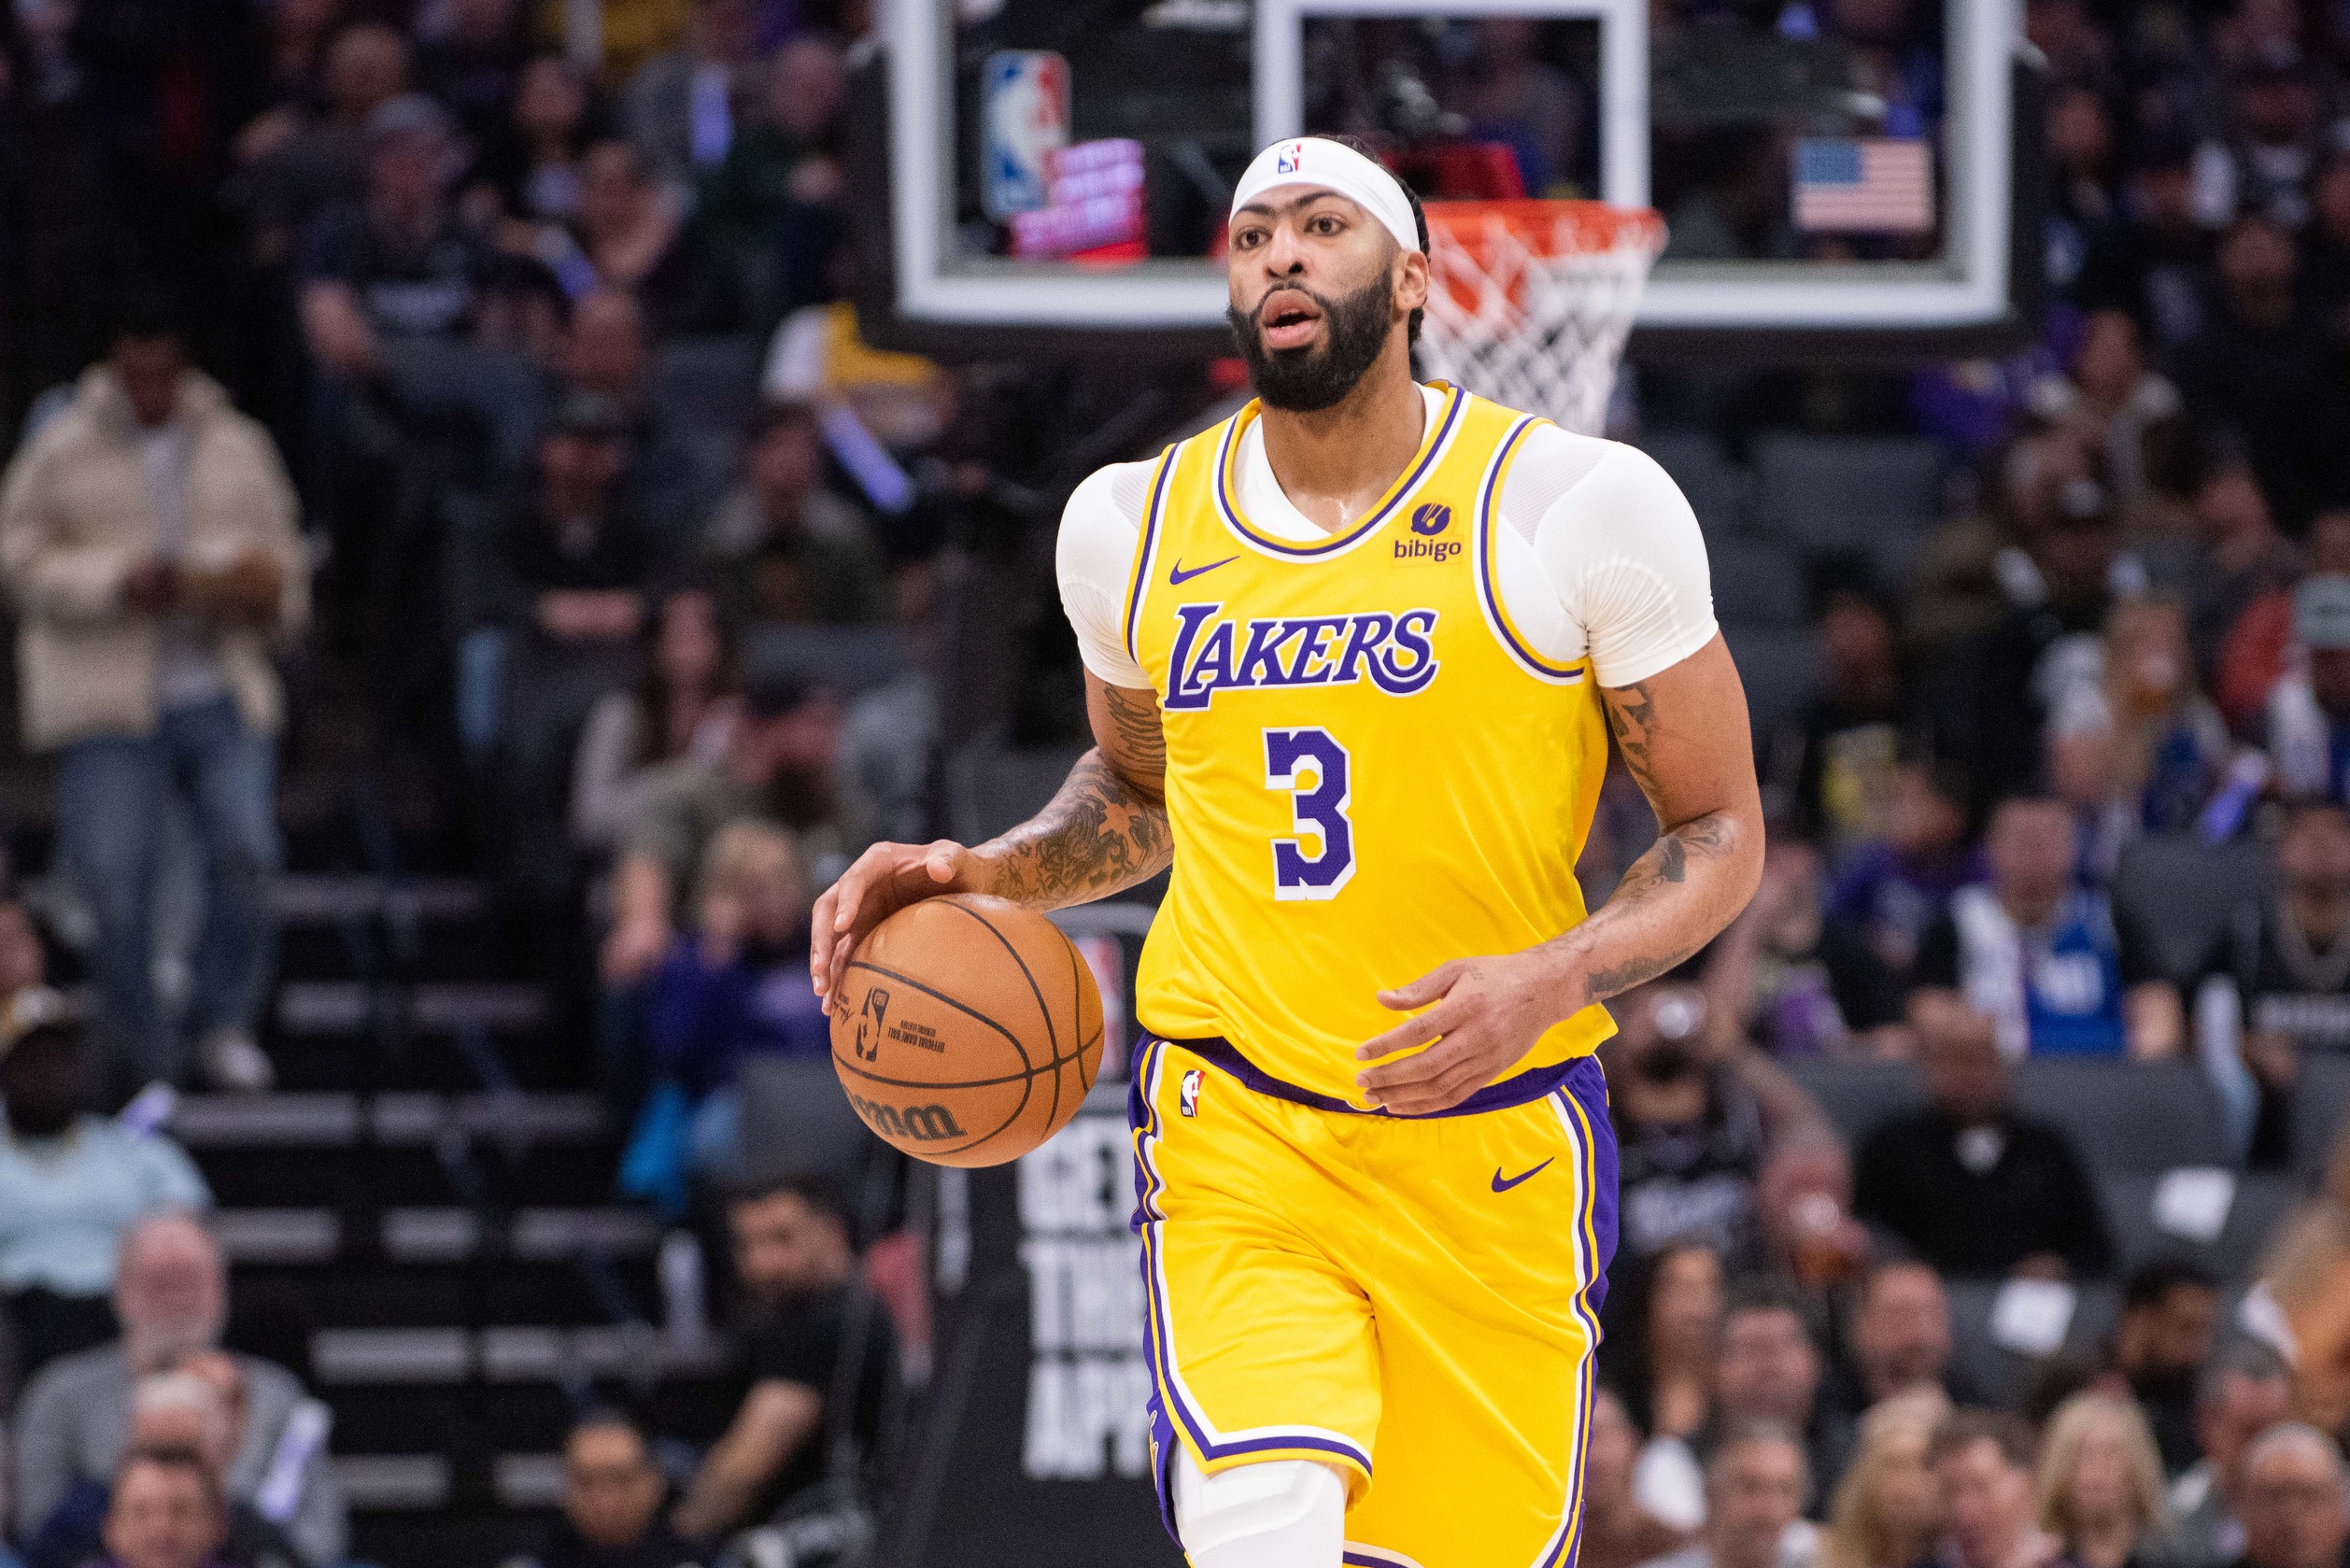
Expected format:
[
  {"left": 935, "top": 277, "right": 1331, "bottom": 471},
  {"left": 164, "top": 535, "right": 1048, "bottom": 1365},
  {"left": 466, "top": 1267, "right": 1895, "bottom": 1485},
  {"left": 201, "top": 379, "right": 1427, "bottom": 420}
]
[
  {"left": 2014, "top": 1060, "right": 2233, "bottom": 1172},
  {"left": 1706, "top": 536, "right": 1806, "bottom": 627},
  {"left": 1719, "top": 623, "right": 1821, "bottom": 740},
  {"left": 1641, "top": 431, "right": 1751, "bottom": 535},
  {"left": 2096, "top": 1169, "right": 2302, "bottom": 1280},
  {"left": 1946, "top": 1278, "right": 2120, "bottom": 1409},
  {"left": 743, "top": 623, "right": 912, "bottom": 696},
  {"left": 652, "top": 335, "right": 765, "bottom": 428},
  {"left": 1752, "top": 433, "right": 1947, "bottom": 544},
  {"left": 2111, "top": 836, "right": 2272, "bottom": 983},
  {"left": 2294, "top": 1054, "right": 2350, "bottom": 1182},
  {"left": 736, "top": 1056, "right": 885, "bottom": 1196},
  {"left": 1780, "top": 1057, "right": 1924, "bottom": 1147}
]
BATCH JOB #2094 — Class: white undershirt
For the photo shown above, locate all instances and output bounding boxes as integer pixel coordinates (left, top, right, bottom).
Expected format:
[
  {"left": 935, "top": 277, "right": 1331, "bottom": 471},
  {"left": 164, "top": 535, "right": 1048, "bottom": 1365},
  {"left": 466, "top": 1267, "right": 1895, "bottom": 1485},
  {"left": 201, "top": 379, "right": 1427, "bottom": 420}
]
[{"left": 1056, "top": 386, "right": 1719, "bottom": 692}]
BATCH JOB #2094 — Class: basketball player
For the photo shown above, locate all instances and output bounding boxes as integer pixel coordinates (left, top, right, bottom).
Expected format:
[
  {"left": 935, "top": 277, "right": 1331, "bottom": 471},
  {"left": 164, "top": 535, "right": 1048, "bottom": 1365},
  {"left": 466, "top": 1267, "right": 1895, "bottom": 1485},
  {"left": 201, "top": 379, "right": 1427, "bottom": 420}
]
[{"left": 812, "top": 135, "right": 1762, "bottom": 1568}]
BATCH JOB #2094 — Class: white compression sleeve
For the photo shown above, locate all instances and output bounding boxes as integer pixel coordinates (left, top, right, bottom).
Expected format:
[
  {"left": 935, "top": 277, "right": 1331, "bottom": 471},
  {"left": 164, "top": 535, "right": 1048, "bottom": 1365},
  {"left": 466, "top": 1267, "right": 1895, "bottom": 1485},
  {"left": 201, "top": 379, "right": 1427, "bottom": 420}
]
[{"left": 1172, "top": 1450, "right": 1348, "bottom": 1567}]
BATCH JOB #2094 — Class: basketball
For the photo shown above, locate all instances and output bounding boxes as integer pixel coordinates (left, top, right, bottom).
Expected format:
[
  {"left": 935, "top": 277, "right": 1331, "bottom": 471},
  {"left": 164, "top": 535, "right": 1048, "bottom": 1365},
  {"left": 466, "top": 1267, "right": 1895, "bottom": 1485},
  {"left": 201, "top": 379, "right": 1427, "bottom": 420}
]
[{"left": 830, "top": 894, "right": 1104, "bottom": 1167}]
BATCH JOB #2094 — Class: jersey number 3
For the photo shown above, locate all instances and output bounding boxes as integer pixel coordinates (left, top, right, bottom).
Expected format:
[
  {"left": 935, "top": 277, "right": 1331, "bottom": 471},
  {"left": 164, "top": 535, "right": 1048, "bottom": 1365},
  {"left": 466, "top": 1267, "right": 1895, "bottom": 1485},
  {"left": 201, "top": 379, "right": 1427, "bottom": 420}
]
[{"left": 1264, "top": 727, "right": 1355, "bottom": 900}]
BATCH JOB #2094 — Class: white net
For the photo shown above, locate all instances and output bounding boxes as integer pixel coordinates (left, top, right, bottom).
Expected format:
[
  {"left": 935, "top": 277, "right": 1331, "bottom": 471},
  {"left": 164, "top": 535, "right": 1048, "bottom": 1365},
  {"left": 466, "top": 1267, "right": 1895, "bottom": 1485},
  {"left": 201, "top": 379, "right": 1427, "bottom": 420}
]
[{"left": 1416, "top": 202, "right": 1667, "bottom": 437}]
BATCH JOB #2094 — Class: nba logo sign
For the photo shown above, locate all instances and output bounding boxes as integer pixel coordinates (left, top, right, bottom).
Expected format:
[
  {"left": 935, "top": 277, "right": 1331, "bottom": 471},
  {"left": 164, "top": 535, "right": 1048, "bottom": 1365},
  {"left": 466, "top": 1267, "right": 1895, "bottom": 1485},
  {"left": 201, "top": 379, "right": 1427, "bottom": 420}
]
[
  {"left": 1276, "top": 142, "right": 1304, "bottom": 175},
  {"left": 1180, "top": 1069, "right": 1203, "bottom": 1118},
  {"left": 982, "top": 51, "right": 1069, "bottom": 220}
]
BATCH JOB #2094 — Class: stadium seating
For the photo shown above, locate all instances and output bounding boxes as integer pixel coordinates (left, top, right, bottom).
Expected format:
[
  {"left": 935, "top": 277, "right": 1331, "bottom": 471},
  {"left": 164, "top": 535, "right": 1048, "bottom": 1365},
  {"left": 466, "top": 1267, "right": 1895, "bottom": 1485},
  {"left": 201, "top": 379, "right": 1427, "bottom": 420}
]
[
  {"left": 2094, "top": 1168, "right": 2301, "bottom": 1278},
  {"left": 2110, "top": 836, "right": 2273, "bottom": 983}
]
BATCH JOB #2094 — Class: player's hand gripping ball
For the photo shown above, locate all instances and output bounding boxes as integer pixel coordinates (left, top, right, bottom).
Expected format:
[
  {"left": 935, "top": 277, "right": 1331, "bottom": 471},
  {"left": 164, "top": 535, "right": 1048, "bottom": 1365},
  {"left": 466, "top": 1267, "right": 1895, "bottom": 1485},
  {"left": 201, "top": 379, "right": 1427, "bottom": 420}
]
[{"left": 828, "top": 895, "right": 1103, "bottom": 1166}]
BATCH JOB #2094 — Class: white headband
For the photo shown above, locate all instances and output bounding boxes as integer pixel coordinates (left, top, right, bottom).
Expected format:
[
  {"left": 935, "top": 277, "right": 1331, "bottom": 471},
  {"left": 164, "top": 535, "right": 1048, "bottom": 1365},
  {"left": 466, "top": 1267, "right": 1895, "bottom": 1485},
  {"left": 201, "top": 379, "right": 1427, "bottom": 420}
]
[{"left": 1230, "top": 137, "right": 1423, "bottom": 257}]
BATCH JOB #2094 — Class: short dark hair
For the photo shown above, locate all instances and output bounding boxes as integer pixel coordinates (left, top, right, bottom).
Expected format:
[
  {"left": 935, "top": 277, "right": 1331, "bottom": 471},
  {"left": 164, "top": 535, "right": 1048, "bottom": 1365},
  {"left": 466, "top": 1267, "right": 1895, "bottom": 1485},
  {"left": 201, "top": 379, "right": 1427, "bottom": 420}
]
[
  {"left": 1928, "top": 1409, "right": 2038, "bottom": 1472},
  {"left": 112, "top": 1445, "right": 223, "bottom": 1515},
  {"left": 1723, "top": 1276, "right": 1805, "bottom": 1324},
  {"left": 1316, "top": 132, "right": 1429, "bottom": 346},
  {"left": 108, "top": 281, "right": 187, "bottom": 347},
  {"left": 2123, "top": 1256, "right": 2219, "bottom": 1312},
  {"left": 729, "top": 1172, "right": 849, "bottom": 1228}
]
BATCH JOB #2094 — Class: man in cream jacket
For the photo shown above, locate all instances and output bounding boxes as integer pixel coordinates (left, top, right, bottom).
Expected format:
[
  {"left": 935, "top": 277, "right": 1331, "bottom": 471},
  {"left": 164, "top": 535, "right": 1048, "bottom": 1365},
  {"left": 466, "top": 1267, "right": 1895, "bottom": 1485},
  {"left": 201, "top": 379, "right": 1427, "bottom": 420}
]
[{"left": 0, "top": 295, "right": 308, "bottom": 1092}]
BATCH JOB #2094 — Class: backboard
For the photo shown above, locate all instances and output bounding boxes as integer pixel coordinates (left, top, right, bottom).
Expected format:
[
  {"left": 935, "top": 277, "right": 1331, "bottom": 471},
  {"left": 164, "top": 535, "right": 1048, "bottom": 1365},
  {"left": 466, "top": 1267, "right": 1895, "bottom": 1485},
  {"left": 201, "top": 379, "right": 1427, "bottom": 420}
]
[{"left": 856, "top": 0, "right": 2044, "bottom": 362}]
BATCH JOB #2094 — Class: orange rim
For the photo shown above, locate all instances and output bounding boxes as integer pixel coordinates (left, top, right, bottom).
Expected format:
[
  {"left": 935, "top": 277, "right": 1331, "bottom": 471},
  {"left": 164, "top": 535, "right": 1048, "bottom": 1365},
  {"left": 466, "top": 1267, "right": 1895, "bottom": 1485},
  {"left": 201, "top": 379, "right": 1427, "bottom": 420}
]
[{"left": 1423, "top": 199, "right": 1666, "bottom": 259}]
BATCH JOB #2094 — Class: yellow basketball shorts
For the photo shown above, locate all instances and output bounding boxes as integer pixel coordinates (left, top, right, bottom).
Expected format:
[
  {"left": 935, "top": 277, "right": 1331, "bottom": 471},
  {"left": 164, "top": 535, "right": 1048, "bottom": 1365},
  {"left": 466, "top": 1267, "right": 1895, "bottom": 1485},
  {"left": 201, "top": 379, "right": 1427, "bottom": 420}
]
[{"left": 1127, "top": 1034, "right": 1620, "bottom": 1568}]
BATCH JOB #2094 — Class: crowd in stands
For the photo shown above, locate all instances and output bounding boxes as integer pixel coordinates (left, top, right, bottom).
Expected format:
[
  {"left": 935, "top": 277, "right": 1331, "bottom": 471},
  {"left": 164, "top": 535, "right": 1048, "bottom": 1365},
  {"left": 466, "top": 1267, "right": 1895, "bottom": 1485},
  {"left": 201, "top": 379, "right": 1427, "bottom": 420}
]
[{"left": 15, "top": 0, "right": 2350, "bottom": 1563}]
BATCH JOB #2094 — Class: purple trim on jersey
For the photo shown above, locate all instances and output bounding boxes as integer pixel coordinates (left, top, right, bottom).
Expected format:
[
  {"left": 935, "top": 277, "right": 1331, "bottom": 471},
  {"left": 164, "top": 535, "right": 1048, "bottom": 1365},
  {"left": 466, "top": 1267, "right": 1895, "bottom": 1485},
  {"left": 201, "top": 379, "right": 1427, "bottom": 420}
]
[
  {"left": 1213, "top": 386, "right": 1466, "bottom": 557},
  {"left": 1123, "top": 446, "right": 1179, "bottom": 663},
  {"left": 1474, "top": 415, "right": 1586, "bottom": 683},
  {"left": 1161, "top": 1032, "right": 1582, "bottom": 1118}
]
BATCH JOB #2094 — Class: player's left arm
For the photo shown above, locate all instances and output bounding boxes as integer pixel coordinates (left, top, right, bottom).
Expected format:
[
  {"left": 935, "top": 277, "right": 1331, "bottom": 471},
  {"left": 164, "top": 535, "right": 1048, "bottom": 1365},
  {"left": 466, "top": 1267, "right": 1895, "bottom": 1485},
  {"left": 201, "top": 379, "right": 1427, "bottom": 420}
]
[
  {"left": 1357, "top": 440, "right": 1762, "bottom": 1114},
  {"left": 1356, "top": 638, "right": 1763, "bottom": 1112}
]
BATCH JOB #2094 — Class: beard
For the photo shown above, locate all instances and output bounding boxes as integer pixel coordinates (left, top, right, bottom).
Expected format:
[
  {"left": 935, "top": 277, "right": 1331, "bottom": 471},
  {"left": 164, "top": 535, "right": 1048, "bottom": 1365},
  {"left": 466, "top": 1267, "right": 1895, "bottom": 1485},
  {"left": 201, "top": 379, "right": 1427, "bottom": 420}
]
[{"left": 1226, "top": 270, "right": 1398, "bottom": 412}]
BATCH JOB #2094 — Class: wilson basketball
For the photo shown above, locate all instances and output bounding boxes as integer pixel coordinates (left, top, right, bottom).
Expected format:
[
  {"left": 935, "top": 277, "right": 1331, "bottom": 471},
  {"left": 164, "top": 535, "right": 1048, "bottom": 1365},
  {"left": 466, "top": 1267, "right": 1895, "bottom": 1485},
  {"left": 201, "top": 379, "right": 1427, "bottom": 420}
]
[{"left": 830, "top": 894, "right": 1104, "bottom": 1167}]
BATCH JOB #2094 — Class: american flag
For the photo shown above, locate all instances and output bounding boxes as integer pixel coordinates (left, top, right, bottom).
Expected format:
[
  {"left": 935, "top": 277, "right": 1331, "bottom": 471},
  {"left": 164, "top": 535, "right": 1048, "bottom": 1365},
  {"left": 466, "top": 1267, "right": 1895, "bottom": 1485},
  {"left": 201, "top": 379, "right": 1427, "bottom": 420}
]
[{"left": 1791, "top": 138, "right": 1934, "bottom": 233}]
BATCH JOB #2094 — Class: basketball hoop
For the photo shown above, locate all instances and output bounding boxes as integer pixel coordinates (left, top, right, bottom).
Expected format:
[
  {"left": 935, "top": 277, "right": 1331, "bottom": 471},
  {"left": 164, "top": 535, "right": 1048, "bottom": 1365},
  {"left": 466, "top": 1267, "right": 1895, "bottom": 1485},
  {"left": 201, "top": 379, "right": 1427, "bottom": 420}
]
[{"left": 1418, "top": 201, "right": 1667, "bottom": 438}]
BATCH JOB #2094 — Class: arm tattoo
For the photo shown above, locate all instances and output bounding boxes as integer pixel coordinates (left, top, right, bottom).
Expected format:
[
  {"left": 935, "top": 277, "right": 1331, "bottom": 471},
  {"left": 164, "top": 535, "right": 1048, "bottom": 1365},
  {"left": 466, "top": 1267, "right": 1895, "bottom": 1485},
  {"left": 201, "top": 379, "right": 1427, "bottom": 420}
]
[
  {"left": 1098, "top": 685, "right": 1168, "bottom": 780},
  {"left": 976, "top": 749, "right": 1173, "bottom": 910},
  {"left": 1604, "top": 677, "right": 1663, "bottom": 799}
]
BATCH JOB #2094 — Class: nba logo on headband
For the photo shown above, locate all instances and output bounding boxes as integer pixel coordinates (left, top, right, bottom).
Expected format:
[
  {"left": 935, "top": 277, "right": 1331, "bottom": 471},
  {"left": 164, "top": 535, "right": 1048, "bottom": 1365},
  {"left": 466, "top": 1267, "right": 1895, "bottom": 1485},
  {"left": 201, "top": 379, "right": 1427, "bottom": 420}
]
[{"left": 1276, "top": 142, "right": 1303, "bottom": 174}]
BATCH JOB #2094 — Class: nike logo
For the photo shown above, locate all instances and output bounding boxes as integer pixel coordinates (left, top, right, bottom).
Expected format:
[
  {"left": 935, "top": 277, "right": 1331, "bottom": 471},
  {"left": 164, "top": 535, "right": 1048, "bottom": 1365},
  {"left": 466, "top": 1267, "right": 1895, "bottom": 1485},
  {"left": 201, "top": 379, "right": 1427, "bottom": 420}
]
[
  {"left": 1169, "top": 555, "right": 1239, "bottom": 586},
  {"left": 1491, "top": 1159, "right": 1553, "bottom": 1194}
]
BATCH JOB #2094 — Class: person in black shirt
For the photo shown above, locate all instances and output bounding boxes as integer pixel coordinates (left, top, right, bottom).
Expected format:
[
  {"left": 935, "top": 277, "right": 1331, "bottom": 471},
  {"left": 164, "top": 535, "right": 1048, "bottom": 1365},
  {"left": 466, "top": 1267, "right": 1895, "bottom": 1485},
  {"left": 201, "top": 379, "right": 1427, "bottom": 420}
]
[
  {"left": 1852, "top": 1009, "right": 2116, "bottom": 1278},
  {"left": 508, "top": 1412, "right": 704, "bottom": 1568},
  {"left": 2108, "top": 1259, "right": 2222, "bottom": 1476},
  {"left": 2196, "top": 801, "right": 2350, "bottom": 1164},
  {"left": 672, "top": 1178, "right": 897, "bottom": 1542}
]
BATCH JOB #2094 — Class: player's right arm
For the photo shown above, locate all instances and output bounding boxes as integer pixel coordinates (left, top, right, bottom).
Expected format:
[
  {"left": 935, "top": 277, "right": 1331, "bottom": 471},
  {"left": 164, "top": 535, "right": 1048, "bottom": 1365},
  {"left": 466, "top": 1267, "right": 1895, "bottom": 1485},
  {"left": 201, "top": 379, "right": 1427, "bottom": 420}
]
[{"left": 811, "top": 462, "right": 1170, "bottom": 1003}]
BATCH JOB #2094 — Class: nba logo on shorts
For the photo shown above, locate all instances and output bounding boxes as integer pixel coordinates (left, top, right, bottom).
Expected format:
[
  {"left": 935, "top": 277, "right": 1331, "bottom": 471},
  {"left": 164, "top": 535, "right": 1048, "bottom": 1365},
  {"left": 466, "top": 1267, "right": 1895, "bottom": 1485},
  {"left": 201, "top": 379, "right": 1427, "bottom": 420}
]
[
  {"left": 1276, "top": 142, "right": 1304, "bottom": 175},
  {"left": 1180, "top": 1068, "right": 1203, "bottom": 1118}
]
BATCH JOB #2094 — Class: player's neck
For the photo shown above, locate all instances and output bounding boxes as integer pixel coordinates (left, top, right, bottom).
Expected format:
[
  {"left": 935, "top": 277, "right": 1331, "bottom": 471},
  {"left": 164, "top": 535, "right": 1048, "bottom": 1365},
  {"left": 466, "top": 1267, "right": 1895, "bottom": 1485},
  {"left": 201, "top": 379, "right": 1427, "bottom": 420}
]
[{"left": 1256, "top": 342, "right": 1426, "bottom": 536}]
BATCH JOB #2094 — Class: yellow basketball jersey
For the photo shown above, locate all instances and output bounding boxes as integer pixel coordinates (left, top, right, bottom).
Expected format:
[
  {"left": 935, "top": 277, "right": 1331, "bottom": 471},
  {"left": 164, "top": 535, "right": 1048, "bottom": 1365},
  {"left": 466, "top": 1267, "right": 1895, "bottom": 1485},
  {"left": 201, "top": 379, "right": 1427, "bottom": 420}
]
[{"left": 1121, "top": 383, "right": 1616, "bottom": 1109}]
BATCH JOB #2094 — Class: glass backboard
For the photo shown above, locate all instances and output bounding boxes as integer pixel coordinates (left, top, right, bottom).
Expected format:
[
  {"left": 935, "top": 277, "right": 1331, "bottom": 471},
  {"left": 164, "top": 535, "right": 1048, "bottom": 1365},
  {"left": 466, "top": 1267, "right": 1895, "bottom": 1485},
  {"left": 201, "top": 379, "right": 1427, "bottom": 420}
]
[{"left": 869, "top": 0, "right": 2037, "bottom": 357}]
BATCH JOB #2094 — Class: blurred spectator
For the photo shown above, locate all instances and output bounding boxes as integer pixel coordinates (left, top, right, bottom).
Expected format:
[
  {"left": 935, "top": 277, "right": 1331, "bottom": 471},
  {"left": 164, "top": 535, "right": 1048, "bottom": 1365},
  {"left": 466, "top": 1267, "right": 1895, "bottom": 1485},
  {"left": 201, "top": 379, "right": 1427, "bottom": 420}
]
[
  {"left": 0, "top": 1022, "right": 209, "bottom": 1379},
  {"left": 625, "top": 818, "right": 826, "bottom": 1202},
  {"left": 413, "top": 0, "right": 530, "bottom": 162},
  {"left": 701, "top": 400, "right": 889, "bottom": 629},
  {"left": 2044, "top": 597, "right": 2230, "bottom": 858},
  {"left": 1824, "top": 1391, "right": 1949, "bottom": 1568},
  {"left": 1705, "top": 837, "right": 1905, "bottom": 1059},
  {"left": 94, "top": 1448, "right": 228, "bottom": 1568},
  {"left": 470, "top": 53, "right": 604, "bottom": 227},
  {"left": 2035, "top": 1393, "right": 2173, "bottom": 1568},
  {"left": 249, "top": 0, "right": 347, "bottom": 114},
  {"left": 1588, "top": 1387, "right": 1697, "bottom": 1568},
  {"left": 236, "top": 21, "right": 411, "bottom": 265},
  {"left": 1928, "top": 1411, "right": 2058, "bottom": 1568},
  {"left": 2183, "top": 449, "right": 2302, "bottom": 679},
  {"left": 14, "top": 1214, "right": 346, "bottom": 1568},
  {"left": 2230, "top": 1424, "right": 2349, "bottom": 1568},
  {"left": 624, "top": 0, "right": 761, "bottom": 189},
  {"left": 2267, "top": 574, "right": 2350, "bottom": 803},
  {"left": 1634, "top": 1422, "right": 1815, "bottom": 1568},
  {"left": 2199, "top": 49, "right": 2324, "bottom": 233},
  {"left": 1766, "top": 584, "right": 1907, "bottom": 853},
  {"left": 2036, "top": 310, "right": 2184, "bottom": 527},
  {"left": 0, "top": 302, "right": 303, "bottom": 1091},
  {"left": 761, "top": 299, "right": 956, "bottom": 456},
  {"left": 693, "top": 36, "right": 845, "bottom": 318},
  {"left": 2076, "top": 130, "right": 2213, "bottom": 351},
  {"left": 2172, "top": 215, "right": 2349, "bottom": 536},
  {"left": 2109, "top": 1261, "right": 2223, "bottom": 1475},
  {"left": 1906, "top": 797, "right": 2174, "bottom": 1059},
  {"left": 0, "top": 901, "right": 54, "bottom": 1020},
  {"left": 2302, "top": 150, "right": 2350, "bottom": 342},
  {"left": 1919, "top": 431, "right": 2134, "bottom": 807},
  {"left": 1699, "top": 1279, "right": 1850, "bottom": 1495},
  {"left": 24, "top": 1367, "right": 305, "bottom": 1568},
  {"left": 2215, "top": 511, "right": 2350, "bottom": 727},
  {"left": 1749, "top": 1130, "right": 1873, "bottom": 1307},
  {"left": 529, "top": 138, "right": 741, "bottom": 335},
  {"left": 1606, "top": 972, "right": 1830, "bottom": 1262},
  {"left": 2168, "top": 1342, "right": 2294, "bottom": 1568},
  {"left": 298, "top": 92, "right": 492, "bottom": 375},
  {"left": 2194, "top": 803, "right": 2350, "bottom": 1166},
  {"left": 1613, "top": 1240, "right": 1729, "bottom": 1451},
  {"left": 505, "top": 1411, "right": 701, "bottom": 1568},
  {"left": 1823, "top": 1261, "right": 1973, "bottom": 1426},
  {"left": 1853, "top": 1010, "right": 2116, "bottom": 1278},
  {"left": 1828, "top": 759, "right": 1975, "bottom": 988},
  {"left": 671, "top": 1177, "right": 898, "bottom": 1539},
  {"left": 554, "top": 289, "right": 716, "bottom": 537},
  {"left": 572, "top": 584, "right": 742, "bottom": 853},
  {"left": 1440, "top": 21, "right": 1582, "bottom": 197},
  {"left": 601, "top": 672, "right": 860, "bottom": 988}
]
